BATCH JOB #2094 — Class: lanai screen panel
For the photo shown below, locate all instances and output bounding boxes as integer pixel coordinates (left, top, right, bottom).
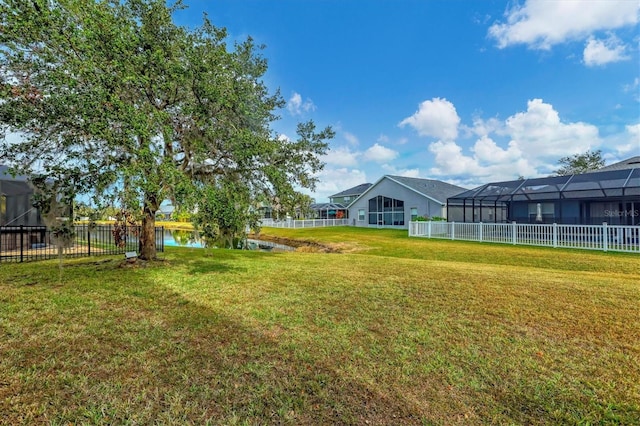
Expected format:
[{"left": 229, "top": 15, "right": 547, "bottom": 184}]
[
  {"left": 446, "top": 168, "right": 640, "bottom": 223},
  {"left": 510, "top": 175, "right": 570, "bottom": 201},
  {"left": 447, "top": 182, "right": 519, "bottom": 223},
  {"left": 561, "top": 169, "right": 640, "bottom": 199}
]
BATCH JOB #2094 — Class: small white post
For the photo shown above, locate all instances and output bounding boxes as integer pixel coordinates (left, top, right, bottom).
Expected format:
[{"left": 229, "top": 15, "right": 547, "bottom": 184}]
[
  {"left": 479, "top": 222, "right": 483, "bottom": 242},
  {"left": 428, "top": 221, "right": 432, "bottom": 238},
  {"left": 603, "top": 222, "right": 608, "bottom": 252},
  {"left": 451, "top": 222, "right": 455, "bottom": 240},
  {"left": 512, "top": 221, "right": 517, "bottom": 245},
  {"left": 553, "top": 223, "right": 558, "bottom": 248}
]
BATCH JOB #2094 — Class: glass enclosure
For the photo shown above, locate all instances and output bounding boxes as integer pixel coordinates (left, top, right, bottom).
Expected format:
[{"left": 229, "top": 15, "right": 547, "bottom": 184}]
[{"left": 447, "top": 168, "right": 639, "bottom": 225}]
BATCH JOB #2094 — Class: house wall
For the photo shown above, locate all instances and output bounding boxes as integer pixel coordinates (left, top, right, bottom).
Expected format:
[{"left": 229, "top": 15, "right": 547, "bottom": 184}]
[
  {"left": 1, "top": 193, "right": 41, "bottom": 226},
  {"left": 348, "top": 178, "right": 444, "bottom": 229},
  {"left": 330, "top": 195, "right": 356, "bottom": 205}
]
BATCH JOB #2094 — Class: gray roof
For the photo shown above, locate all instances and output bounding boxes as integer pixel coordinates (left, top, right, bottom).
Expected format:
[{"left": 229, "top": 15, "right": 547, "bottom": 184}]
[
  {"left": 330, "top": 183, "right": 372, "bottom": 198},
  {"left": 385, "top": 175, "right": 467, "bottom": 204},
  {"left": 0, "top": 164, "right": 32, "bottom": 196},
  {"left": 596, "top": 156, "right": 640, "bottom": 172},
  {"left": 0, "top": 165, "right": 27, "bottom": 181}
]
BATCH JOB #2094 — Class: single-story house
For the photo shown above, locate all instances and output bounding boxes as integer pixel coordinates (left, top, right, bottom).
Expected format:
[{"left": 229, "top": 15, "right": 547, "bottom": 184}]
[
  {"left": 306, "top": 183, "right": 374, "bottom": 219},
  {"left": 446, "top": 156, "right": 640, "bottom": 225},
  {"left": 347, "top": 175, "right": 467, "bottom": 229}
]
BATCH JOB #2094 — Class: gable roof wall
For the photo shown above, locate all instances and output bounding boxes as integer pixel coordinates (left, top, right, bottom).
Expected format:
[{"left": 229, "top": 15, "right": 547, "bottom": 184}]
[
  {"left": 330, "top": 183, "right": 373, "bottom": 198},
  {"left": 386, "top": 175, "right": 467, "bottom": 204},
  {"left": 595, "top": 156, "right": 640, "bottom": 172},
  {"left": 351, "top": 175, "right": 467, "bottom": 206}
]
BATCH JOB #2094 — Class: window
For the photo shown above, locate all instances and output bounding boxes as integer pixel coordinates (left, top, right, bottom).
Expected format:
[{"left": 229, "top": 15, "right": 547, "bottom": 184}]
[
  {"left": 358, "top": 209, "right": 365, "bottom": 221},
  {"left": 410, "top": 207, "right": 418, "bottom": 221},
  {"left": 367, "top": 195, "right": 405, "bottom": 226},
  {"left": 344, "top": 196, "right": 351, "bottom": 202},
  {"left": 528, "top": 202, "right": 554, "bottom": 223}
]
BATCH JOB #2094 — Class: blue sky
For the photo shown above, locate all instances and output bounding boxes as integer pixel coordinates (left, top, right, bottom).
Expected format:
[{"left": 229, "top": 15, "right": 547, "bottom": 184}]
[{"left": 175, "top": 0, "right": 640, "bottom": 202}]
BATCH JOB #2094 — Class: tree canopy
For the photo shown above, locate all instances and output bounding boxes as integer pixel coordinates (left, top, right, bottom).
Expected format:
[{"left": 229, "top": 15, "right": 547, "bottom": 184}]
[
  {"left": 0, "top": 0, "right": 333, "bottom": 259},
  {"left": 553, "top": 149, "right": 605, "bottom": 176}
]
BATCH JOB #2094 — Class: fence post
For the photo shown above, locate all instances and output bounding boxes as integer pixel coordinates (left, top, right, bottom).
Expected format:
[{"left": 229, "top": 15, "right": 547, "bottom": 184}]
[
  {"left": 512, "top": 221, "right": 517, "bottom": 245},
  {"left": 20, "top": 225, "right": 24, "bottom": 263},
  {"left": 451, "top": 222, "right": 455, "bottom": 240},
  {"left": 603, "top": 222, "right": 608, "bottom": 252},
  {"left": 479, "top": 222, "right": 483, "bottom": 242},
  {"left": 87, "top": 225, "right": 91, "bottom": 256},
  {"left": 428, "top": 221, "right": 432, "bottom": 238},
  {"left": 553, "top": 223, "right": 557, "bottom": 248}
]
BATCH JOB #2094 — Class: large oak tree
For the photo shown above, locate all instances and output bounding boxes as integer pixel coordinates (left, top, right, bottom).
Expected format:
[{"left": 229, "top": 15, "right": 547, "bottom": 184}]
[{"left": 0, "top": 0, "right": 333, "bottom": 259}]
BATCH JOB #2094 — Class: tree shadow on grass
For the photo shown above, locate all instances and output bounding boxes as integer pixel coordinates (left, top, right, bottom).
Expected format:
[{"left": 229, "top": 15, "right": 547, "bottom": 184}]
[{"left": 0, "top": 260, "right": 423, "bottom": 425}]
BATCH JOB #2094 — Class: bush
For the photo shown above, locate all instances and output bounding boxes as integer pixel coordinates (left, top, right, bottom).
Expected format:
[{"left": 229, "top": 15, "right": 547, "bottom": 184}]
[{"left": 414, "top": 216, "right": 446, "bottom": 222}]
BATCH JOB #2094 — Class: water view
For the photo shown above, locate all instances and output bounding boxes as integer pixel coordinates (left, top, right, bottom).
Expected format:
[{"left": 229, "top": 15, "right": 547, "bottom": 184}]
[{"left": 163, "top": 229, "right": 294, "bottom": 251}]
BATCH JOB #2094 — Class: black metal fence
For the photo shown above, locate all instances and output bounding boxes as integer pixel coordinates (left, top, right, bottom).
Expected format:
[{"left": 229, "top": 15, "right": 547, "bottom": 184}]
[{"left": 0, "top": 225, "right": 165, "bottom": 263}]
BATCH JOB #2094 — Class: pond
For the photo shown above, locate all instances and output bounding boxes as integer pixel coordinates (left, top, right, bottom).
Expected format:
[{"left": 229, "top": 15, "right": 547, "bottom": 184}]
[{"left": 164, "top": 229, "right": 294, "bottom": 252}]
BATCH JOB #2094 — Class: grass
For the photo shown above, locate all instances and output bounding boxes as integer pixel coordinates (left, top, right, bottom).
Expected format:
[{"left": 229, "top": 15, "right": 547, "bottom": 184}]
[{"left": 1, "top": 226, "right": 638, "bottom": 425}]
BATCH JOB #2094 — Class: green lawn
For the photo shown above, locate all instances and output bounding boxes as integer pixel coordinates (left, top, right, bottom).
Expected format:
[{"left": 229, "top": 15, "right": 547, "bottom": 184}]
[{"left": 1, "top": 227, "right": 638, "bottom": 425}]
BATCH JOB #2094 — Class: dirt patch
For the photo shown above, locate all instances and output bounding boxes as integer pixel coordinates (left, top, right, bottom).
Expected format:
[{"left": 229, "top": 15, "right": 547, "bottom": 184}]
[{"left": 249, "top": 234, "right": 342, "bottom": 253}]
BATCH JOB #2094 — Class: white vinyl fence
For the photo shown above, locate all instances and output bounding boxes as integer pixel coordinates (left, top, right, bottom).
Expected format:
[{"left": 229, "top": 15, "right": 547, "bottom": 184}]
[
  {"left": 260, "top": 218, "right": 350, "bottom": 229},
  {"left": 409, "top": 221, "right": 640, "bottom": 253}
]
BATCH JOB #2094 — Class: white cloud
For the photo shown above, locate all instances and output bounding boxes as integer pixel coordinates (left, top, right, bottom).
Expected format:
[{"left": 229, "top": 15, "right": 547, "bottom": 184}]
[
  {"left": 322, "top": 146, "right": 360, "bottom": 167},
  {"left": 472, "top": 136, "right": 522, "bottom": 164},
  {"left": 399, "top": 97, "right": 460, "bottom": 140},
  {"left": 343, "top": 131, "right": 359, "bottom": 146},
  {"left": 363, "top": 143, "right": 398, "bottom": 163},
  {"left": 381, "top": 164, "right": 421, "bottom": 177},
  {"left": 614, "top": 124, "right": 640, "bottom": 155},
  {"left": 626, "top": 123, "right": 640, "bottom": 139},
  {"left": 429, "top": 140, "right": 537, "bottom": 183},
  {"left": 583, "top": 35, "right": 630, "bottom": 66},
  {"left": 623, "top": 77, "right": 639, "bottom": 94},
  {"left": 427, "top": 99, "right": 602, "bottom": 182},
  {"left": 287, "top": 92, "right": 316, "bottom": 116},
  {"left": 377, "top": 134, "right": 389, "bottom": 143},
  {"left": 378, "top": 133, "right": 408, "bottom": 145},
  {"left": 505, "top": 99, "right": 601, "bottom": 159},
  {"left": 464, "top": 116, "right": 504, "bottom": 138},
  {"left": 310, "top": 168, "right": 368, "bottom": 202},
  {"left": 488, "top": 0, "right": 639, "bottom": 50}
]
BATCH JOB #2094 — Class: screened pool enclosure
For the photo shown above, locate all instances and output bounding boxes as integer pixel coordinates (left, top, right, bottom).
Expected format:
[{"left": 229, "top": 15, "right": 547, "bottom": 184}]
[{"left": 447, "top": 168, "right": 640, "bottom": 225}]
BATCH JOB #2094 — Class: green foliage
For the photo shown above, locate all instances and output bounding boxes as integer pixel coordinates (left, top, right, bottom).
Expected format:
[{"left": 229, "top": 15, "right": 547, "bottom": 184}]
[
  {"left": 414, "top": 216, "right": 445, "bottom": 222},
  {"left": 0, "top": 0, "right": 333, "bottom": 260},
  {"left": 193, "top": 179, "right": 260, "bottom": 249},
  {"left": 554, "top": 149, "right": 605, "bottom": 176},
  {"left": 171, "top": 209, "right": 192, "bottom": 223}
]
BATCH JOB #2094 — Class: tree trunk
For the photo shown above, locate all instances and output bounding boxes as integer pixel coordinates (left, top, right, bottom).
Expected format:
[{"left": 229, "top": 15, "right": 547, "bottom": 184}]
[{"left": 139, "top": 193, "right": 158, "bottom": 260}]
